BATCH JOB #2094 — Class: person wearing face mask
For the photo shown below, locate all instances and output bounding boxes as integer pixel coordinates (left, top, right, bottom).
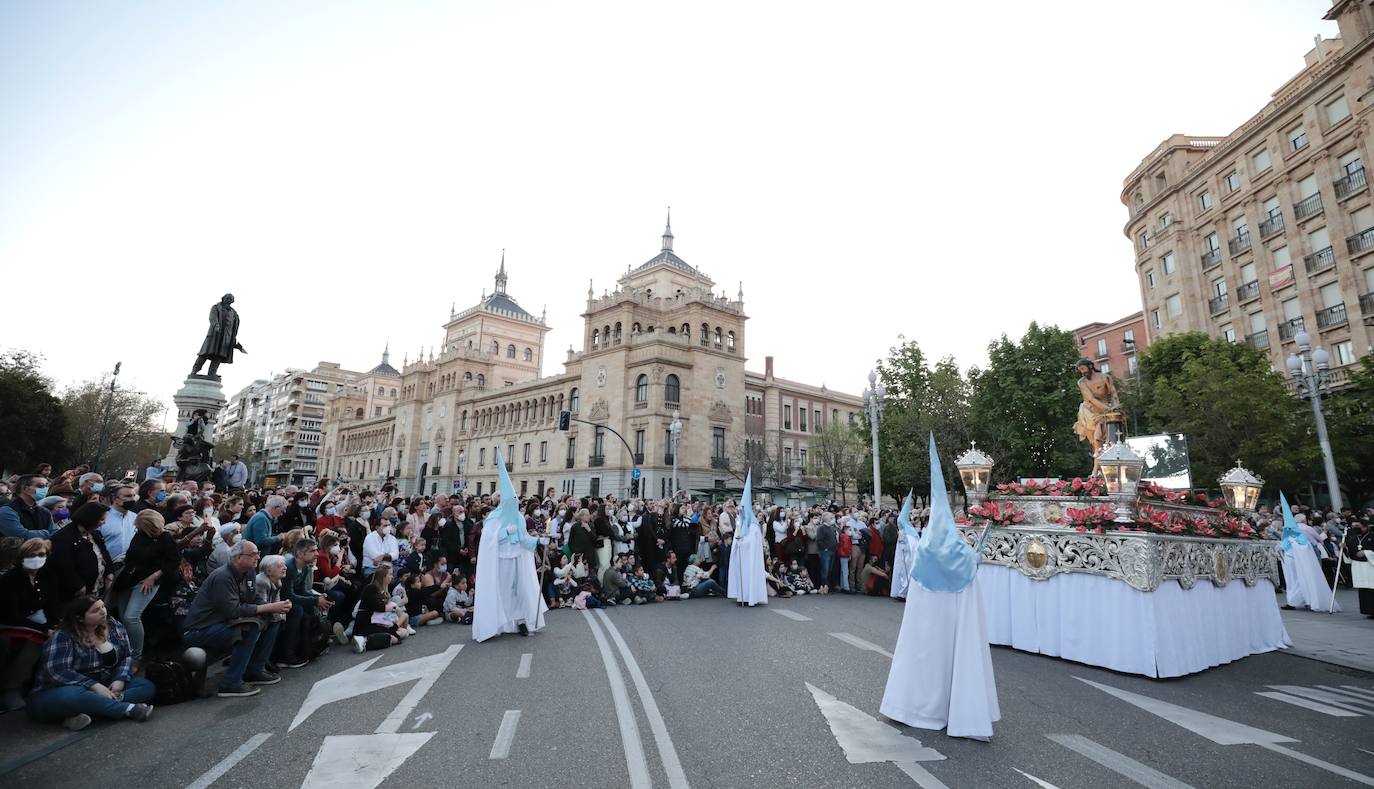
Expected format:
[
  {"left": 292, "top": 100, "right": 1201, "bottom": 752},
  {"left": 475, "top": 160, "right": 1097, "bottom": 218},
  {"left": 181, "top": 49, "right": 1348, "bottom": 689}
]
[
  {"left": 439, "top": 505, "right": 469, "bottom": 579},
  {"left": 128, "top": 480, "right": 167, "bottom": 515},
  {"left": 277, "top": 493, "right": 316, "bottom": 535},
  {"left": 69, "top": 473, "right": 105, "bottom": 508},
  {"left": 43, "top": 502, "right": 115, "bottom": 622},
  {"left": 362, "top": 511, "right": 401, "bottom": 581},
  {"left": 315, "top": 499, "right": 343, "bottom": 536},
  {"left": 99, "top": 485, "right": 140, "bottom": 563},
  {"left": 0, "top": 475, "right": 58, "bottom": 539},
  {"left": 0, "top": 538, "right": 57, "bottom": 710}
]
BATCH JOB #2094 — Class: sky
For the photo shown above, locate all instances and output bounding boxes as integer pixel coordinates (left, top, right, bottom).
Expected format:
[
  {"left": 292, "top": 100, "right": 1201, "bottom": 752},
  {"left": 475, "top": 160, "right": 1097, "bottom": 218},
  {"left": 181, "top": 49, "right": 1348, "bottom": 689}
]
[{"left": 0, "top": 0, "right": 1339, "bottom": 416}]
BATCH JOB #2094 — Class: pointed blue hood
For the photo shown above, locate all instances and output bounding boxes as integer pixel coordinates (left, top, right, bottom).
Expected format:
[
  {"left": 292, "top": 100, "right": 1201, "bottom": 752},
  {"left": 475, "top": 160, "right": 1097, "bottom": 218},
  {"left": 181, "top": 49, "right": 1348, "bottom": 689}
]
[
  {"left": 736, "top": 469, "right": 757, "bottom": 539},
  {"left": 911, "top": 433, "right": 978, "bottom": 593},
  {"left": 1278, "top": 491, "right": 1308, "bottom": 551},
  {"left": 492, "top": 448, "right": 524, "bottom": 544},
  {"left": 897, "top": 490, "right": 919, "bottom": 541}
]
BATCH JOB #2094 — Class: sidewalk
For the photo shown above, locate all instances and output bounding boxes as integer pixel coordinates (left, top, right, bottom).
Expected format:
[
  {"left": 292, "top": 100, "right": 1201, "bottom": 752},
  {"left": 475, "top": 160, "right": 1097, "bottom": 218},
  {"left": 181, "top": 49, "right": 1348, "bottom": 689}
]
[{"left": 1277, "top": 588, "right": 1374, "bottom": 673}]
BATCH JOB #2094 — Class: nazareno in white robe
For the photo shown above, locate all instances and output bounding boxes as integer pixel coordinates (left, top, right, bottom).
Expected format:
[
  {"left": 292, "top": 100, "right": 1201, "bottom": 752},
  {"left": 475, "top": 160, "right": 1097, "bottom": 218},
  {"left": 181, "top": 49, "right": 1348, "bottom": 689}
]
[
  {"left": 472, "top": 520, "right": 549, "bottom": 642},
  {"left": 1282, "top": 542, "right": 1339, "bottom": 612},
  {"left": 727, "top": 522, "right": 768, "bottom": 606},
  {"left": 890, "top": 532, "right": 918, "bottom": 599}
]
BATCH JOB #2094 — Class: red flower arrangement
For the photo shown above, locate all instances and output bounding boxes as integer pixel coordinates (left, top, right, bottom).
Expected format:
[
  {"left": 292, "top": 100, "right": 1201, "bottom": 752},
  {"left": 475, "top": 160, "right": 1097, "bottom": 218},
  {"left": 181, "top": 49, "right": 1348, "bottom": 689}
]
[
  {"left": 1137, "top": 482, "right": 1230, "bottom": 510},
  {"left": 1058, "top": 504, "right": 1117, "bottom": 534},
  {"left": 992, "top": 477, "right": 1107, "bottom": 499},
  {"left": 957, "top": 500, "right": 1026, "bottom": 528}
]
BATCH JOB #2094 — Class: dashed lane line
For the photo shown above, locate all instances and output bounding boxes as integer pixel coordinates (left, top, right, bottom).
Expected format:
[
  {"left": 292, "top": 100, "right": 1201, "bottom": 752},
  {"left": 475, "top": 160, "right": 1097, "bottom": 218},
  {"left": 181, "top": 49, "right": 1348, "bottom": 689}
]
[
  {"left": 516, "top": 652, "right": 533, "bottom": 679},
  {"left": 488, "top": 710, "right": 522, "bottom": 760},
  {"left": 829, "top": 631, "right": 894, "bottom": 658},
  {"left": 183, "top": 733, "right": 272, "bottom": 789}
]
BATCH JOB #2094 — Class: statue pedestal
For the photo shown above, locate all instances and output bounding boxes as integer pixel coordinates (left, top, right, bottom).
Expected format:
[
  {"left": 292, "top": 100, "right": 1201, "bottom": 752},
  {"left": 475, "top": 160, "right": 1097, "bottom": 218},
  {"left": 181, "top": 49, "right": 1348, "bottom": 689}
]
[{"left": 161, "top": 375, "right": 228, "bottom": 474}]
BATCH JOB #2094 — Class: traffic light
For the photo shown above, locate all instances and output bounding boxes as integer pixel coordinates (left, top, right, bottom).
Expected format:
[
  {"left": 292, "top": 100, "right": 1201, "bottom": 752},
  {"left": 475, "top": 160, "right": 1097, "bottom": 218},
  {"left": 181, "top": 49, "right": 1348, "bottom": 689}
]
[
  {"left": 558, "top": 410, "right": 571, "bottom": 431},
  {"left": 631, "top": 477, "right": 640, "bottom": 496}
]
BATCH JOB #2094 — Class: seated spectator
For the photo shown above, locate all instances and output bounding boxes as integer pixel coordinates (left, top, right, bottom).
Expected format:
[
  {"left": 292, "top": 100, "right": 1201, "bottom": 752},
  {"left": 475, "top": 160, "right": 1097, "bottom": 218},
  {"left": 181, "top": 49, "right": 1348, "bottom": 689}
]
[
  {"left": 352, "top": 563, "right": 408, "bottom": 653},
  {"left": 26, "top": 596, "right": 154, "bottom": 730},
  {"left": 362, "top": 515, "right": 400, "bottom": 580},
  {"left": 765, "top": 561, "right": 794, "bottom": 598},
  {"left": 255, "top": 553, "right": 291, "bottom": 667},
  {"left": 400, "top": 571, "right": 443, "bottom": 627},
  {"left": 601, "top": 555, "right": 634, "bottom": 605},
  {"left": 209, "top": 523, "right": 241, "bottom": 572},
  {"left": 180, "top": 541, "right": 291, "bottom": 698},
  {"left": 791, "top": 566, "right": 817, "bottom": 595},
  {"left": 629, "top": 565, "right": 660, "bottom": 603},
  {"left": 99, "top": 485, "right": 139, "bottom": 562},
  {"left": 243, "top": 495, "right": 286, "bottom": 555},
  {"left": 443, "top": 576, "right": 473, "bottom": 623},
  {"left": 0, "top": 538, "right": 55, "bottom": 710},
  {"left": 114, "top": 510, "right": 181, "bottom": 666},
  {"left": 682, "top": 554, "right": 725, "bottom": 598},
  {"left": 859, "top": 555, "right": 890, "bottom": 596},
  {"left": 280, "top": 539, "right": 335, "bottom": 666}
]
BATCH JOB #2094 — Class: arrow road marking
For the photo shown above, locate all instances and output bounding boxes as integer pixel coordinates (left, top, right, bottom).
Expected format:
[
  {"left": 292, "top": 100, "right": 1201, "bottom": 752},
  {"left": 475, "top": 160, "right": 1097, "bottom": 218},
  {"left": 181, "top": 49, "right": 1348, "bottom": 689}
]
[
  {"left": 516, "top": 652, "right": 533, "bottom": 678},
  {"left": 1265, "top": 685, "right": 1374, "bottom": 714},
  {"left": 772, "top": 609, "right": 812, "bottom": 621},
  {"left": 290, "top": 644, "right": 462, "bottom": 731},
  {"left": 829, "top": 632, "right": 893, "bottom": 658},
  {"left": 1340, "top": 686, "right": 1374, "bottom": 701},
  {"left": 410, "top": 712, "right": 433, "bottom": 730},
  {"left": 1076, "top": 677, "right": 1374, "bottom": 787},
  {"left": 1046, "top": 734, "right": 1196, "bottom": 789},
  {"left": 1254, "top": 691, "right": 1361, "bottom": 717},
  {"left": 488, "top": 710, "right": 522, "bottom": 759},
  {"left": 1013, "top": 769, "right": 1064, "bottom": 789},
  {"left": 300, "top": 733, "right": 434, "bottom": 789},
  {"left": 375, "top": 646, "right": 462, "bottom": 734},
  {"left": 807, "top": 682, "right": 945, "bottom": 787},
  {"left": 183, "top": 733, "right": 271, "bottom": 789}
]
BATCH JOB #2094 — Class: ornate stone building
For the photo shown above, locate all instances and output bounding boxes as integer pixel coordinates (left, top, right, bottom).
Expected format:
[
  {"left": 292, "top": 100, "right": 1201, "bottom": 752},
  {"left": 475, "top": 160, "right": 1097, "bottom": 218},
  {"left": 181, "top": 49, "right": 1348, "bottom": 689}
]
[{"left": 321, "top": 220, "right": 863, "bottom": 499}]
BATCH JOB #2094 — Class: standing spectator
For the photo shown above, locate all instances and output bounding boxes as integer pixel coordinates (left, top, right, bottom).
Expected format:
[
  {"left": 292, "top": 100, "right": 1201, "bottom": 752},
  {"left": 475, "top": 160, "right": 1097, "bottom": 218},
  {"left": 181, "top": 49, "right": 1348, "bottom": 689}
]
[
  {"left": 26, "top": 596, "right": 154, "bottom": 730},
  {"left": 814, "top": 512, "right": 838, "bottom": 594},
  {"left": 225, "top": 456, "right": 249, "bottom": 492},
  {"left": 43, "top": 502, "right": 114, "bottom": 621},
  {"left": 180, "top": 541, "right": 290, "bottom": 697},
  {"left": 0, "top": 538, "right": 55, "bottom": 710},
  {"left": 114, "top": 510, "right": 180, "bottom": 665},
  {"left": 99, "top": 485, "right": 139, "bottom": 562},
  {"left": 0, "top": 475, "right": 57, "bottom": 538}
]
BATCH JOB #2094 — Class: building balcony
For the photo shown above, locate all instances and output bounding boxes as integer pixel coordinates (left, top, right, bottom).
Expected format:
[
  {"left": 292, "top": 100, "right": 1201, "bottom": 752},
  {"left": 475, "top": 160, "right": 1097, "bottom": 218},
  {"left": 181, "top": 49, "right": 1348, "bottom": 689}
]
[
  {"left": 1227, "top": 232, "right": 1251, "bottom": 255},
  {"left": 565, "top": 458, "right": 575, "bottom": 469},
  {"left": 711, "top": 457, "right": 731, "bottom": 470},
  {"left": 1316, "top": 303, "right": 1348, "bottom": 330},
  {"left": 632, "top": 453, "right": 644, "bottom": 465},
  {"left": 1304, "top": 246, "right": 1336, "bottom": 275},
  {"left": 1294, "top": 192, "right": 1324, "bottom": 220},
  {"left": 504, "top": 461, "right": 514, "bottom": 472},
  {"left": 1200, "top": 248, "right": 1222, "bottom": 269},
  {"left": 663, "top": 453, "right": 676, "bottom": 465},
  {"left": 1235, "top": 280, "right": 1261, "bottom": 303},
  {"left": 1361, "top": 292, "right": 1374, "bottom": 316},
  {"left": 1208, "top": 293, "right": 1230, "bottom": 315},
  {"left": 1278, "top": 318, "right": 1305, "bottom": 342},
  {"left": 1334, "top": 167, "right": 1367, "bottom": 199},
  {"left": 1245, "top": 330, "right": 1270, "bottom": 350},
  {"left": 1258, "top": 214, "right": 1284, "bottom": 239},
  {"left": 589, "top": 455, "right": 605, "bottom": 467},
  {"left": 1346, "top": 227, "right": 1374, "bottom": 256}
]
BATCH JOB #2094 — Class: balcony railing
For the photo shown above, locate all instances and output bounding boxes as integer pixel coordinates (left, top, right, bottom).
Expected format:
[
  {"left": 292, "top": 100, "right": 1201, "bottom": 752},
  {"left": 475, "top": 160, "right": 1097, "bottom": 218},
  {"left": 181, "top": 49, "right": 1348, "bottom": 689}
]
[
  {"left": 1279, "top": 318, "right": 1305, "bottom": 341},
  {"left": 1259, "top": 214, "right": 1284, "bottom": 239},
  {"left": 663, "top": 453, "right": 676, "bottom": 465},
  {"left": 1235, "top": 280, "right": 1261, "bottom": 303},
  {"left": 588, "top": 455, "right": 605, "bottom": 467},
  {"left": 633, "top": 453, "right": 644, "bottom": 465},
  {"left": 1316, "top": 303, "right": 1348, "bottom": 329},
  {"left": 1208, "top": 293, "right": 1230, "bottom": 315},
  {"left": 1294, "top": 192, "right": 1323, "bottom": 220},
  {"left": 565, "top": 458, "right": 575, "bottom": 469},
  {"left": 1227, "top": 231, "right": 1251, "bottom": 255},
  {"left": 710, "top": 457, "right": 730, "bottom": 470},
  {"left": 1245, "top": 330, "right": 1270, "bottom": 350},
  {"left": 1361, "top": 292, "right": 1374, "bottom": 316},
  {"left": 1200, "top": 248, "right": 1222, "bottom": 269},
  {"left": 1346, "top": 227, "right": 1374, "bottom": 255},
  {"left": 1334, "top": 167, "right": 1367, "bottom": 199},
  {"left": 1304, "top": 246, "right": 1336, "bottom": 275},
  {"left": 505, "top": 461, "right": 514, "bottom": 472}
]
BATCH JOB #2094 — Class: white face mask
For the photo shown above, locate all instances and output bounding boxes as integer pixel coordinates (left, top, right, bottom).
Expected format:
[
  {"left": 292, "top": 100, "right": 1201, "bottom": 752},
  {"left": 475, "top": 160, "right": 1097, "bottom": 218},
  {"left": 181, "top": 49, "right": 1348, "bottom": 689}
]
[
  {"left": 23, "top": 556, "right": 46, "bottom": 570},
  {"left": 382, "top": 525, "right": 393, "bottom": 536},
  {"left": 329, "top": 546, "right": 341, "bottom": 557},
  {"left": 439, "top": 517, "right": 448, "bottom": 526}
]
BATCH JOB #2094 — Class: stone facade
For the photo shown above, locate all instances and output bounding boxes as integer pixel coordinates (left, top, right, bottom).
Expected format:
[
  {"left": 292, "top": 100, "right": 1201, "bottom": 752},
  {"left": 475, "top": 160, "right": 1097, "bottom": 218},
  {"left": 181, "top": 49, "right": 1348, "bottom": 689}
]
[{"left": 1122, "top": 2, "right": 1374, "bottom": 386}]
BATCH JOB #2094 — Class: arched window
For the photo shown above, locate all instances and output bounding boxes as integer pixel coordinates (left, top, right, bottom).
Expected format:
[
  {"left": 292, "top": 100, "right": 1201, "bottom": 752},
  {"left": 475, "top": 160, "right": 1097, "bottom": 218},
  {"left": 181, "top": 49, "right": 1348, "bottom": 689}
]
[
  {"left": 635, "top": 374, "right": 648, "bottom": 402},
  {"left": 464, "top": 371, "right": 472, "bottom": 382},
  {"left": 569, "top": 387, "right": 580, "bottom": 412},
  {"left": 592, "top": 329, "right": 600, "bottom": 348},
  {"left": 523, "top": 347, "right": 533, "bottom": 361},
  {"left": 714, "top": 327, "right": 723, "bottom": 346},
  {"left": 355, "top": 408, "right": 364, "bottom": 418},
  {"left": 632, "top": 322, "right": 642, "bottom": 334},
  {"left": 681, "top": 322, "right": 690, "bottom": 336},
  {"left": 389, "top": 387, "right": 397, "bottom": 397},
  {"left": 460, "top": 410, "right": 468, "bottom": 430},
  {"left": 476, "top": 374, "right": 485, "bottom": 387},
  {"left": 665, "top": 374, "right": 681, "bottom": 404},
  {"left": 613, "top": 322, "right": 623, "bottom": 344},
  {"left": 506, "top": 344, "right": 516, "bottom": 358},
  {"left": 700, "top": 323, "right": 710, "bottom": 342},
  {"left": 727, "top": 331, "right": 736, "bottom": 351},
  {"left": 667, "top": 325, "right": 676, "bottom": 334},
  {"left": 491, "top": 340, "right": 500, "bottom": 354}
]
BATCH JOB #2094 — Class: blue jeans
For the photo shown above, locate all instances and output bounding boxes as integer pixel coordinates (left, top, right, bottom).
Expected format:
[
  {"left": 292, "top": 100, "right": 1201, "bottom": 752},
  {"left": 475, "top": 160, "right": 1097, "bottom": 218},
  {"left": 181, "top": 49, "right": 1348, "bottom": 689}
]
[
  {"left": 837, "top": 555, "right": 850, "bottom": 591},
  {"left": 27, "top": 676, "right": 156, "bottom": 723},
  {"left": 120, "top": 583, "right": 160, "bottom": 660},
  {"left": 818, "top": 550, "right": 836, "bottom": 589},
  {"left": 182, "top": 620, "right": 277, "bottom": 690},
  {"left": 688, "top": 579, "right": 724, "bottom": 598}
]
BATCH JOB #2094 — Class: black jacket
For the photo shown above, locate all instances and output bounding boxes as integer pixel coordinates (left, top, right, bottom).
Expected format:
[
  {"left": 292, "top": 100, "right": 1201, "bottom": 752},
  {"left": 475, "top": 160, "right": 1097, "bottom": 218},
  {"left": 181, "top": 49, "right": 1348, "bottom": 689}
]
[
  {"left": 0, "top": 568, "right": 54, "bottom": 630},
  {"left": 42, "top": 523, "right": 113, "bottom": 620}
]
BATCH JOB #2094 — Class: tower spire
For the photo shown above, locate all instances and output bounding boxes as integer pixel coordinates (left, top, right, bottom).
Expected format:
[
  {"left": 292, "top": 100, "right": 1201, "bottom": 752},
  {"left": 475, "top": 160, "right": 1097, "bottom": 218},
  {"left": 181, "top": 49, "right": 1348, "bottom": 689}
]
[
  {"left": 661, "top": 207, "right": 674, "bottom": 252},
  {"left": 382, "top": 339, "right": 390, "bottom": 365},
  {"left": 494, "top": 249, "right": 508, "bottom": 295}
]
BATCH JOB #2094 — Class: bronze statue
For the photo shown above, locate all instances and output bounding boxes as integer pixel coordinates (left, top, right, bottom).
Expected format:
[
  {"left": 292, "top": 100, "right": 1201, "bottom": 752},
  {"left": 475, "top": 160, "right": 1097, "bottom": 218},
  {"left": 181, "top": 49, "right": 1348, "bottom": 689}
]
[
  {"left": 191, "top": 293, "right": 246, "bottom": 378},
  {"left": 1073, "top": 358, "right": 1121, "bottom": 475},
  {"left": 175, "top": 408, "right": 215, "bottom": 482}
]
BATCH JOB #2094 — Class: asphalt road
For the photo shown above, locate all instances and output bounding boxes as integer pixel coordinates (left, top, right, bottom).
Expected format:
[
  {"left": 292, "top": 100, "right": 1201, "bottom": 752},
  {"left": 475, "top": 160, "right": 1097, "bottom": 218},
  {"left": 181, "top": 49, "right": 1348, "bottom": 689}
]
[{"left": 1, "top": 593, "right": 1372, "bottom": 789}]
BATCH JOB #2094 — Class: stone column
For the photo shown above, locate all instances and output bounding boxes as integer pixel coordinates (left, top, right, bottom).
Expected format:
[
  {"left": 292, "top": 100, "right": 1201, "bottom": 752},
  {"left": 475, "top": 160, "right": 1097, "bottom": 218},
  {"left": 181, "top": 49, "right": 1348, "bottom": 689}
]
[{"left": 161, "top": 374, "right": 228, "bottom": 478}]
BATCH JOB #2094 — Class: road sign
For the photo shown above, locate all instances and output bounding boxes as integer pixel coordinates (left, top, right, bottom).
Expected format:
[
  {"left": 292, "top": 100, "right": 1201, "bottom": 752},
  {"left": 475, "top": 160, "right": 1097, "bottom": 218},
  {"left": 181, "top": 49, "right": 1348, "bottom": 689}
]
[
  {"left": 631, "top": 468, "right": 641, "bottom": 480},
  {"left": 452, "top": 479, "right": 463, "bottom": 492}
]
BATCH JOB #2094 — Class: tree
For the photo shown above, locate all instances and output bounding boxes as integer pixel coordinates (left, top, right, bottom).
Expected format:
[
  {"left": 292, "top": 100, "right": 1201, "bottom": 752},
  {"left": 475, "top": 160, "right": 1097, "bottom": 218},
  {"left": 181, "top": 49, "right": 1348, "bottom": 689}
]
[
  {"left": 967, "top": 322, "right": 1083, "bottom": 480},
  {"left": 1136, "top": 332, "right": 1317, "bottom": 495},
  {"left": 1316, "top": 354, "right": 1374, "bottom": 508},
  {"left": 812, "top": 420, "right": 867, "bottom": 504},
  {"left": 872, "top": 338, "right": 971, "bottom": 499},
  {"left": 728, "top": 434, "right": 784, "bottom": 487},
  {"left": 60, "top": 375, "right": 168, "bottom": 478},
  {"left": 0, "top": 350, "right": 69, "bottom": 474}
]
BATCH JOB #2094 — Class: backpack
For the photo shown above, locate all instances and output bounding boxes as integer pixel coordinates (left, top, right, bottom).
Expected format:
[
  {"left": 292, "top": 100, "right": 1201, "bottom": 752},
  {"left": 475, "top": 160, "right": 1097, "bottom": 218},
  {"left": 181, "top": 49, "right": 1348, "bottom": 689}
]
[{"left": 146, "top": 659, "right": 196, "bottom": 705}]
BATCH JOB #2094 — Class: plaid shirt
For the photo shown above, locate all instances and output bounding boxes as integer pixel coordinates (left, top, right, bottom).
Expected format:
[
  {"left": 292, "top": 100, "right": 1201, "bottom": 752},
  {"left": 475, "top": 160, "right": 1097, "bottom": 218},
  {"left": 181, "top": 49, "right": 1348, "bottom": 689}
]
[{"left": 33, "top": 619, "right": 135, "bottom": 691}]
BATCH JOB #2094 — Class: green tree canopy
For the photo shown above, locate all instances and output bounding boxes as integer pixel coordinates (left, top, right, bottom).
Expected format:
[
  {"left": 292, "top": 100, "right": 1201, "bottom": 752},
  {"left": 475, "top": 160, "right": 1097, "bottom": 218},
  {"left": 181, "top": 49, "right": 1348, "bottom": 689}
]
[
  {"left": 1320, "top": 354, "right": 1374, "bottom": 508},
  {"left": 873, "top": 338, "right": 970, "bottom": 499},
  {"left": 0, "top": 350, "right": 70, "bottom": 475}
]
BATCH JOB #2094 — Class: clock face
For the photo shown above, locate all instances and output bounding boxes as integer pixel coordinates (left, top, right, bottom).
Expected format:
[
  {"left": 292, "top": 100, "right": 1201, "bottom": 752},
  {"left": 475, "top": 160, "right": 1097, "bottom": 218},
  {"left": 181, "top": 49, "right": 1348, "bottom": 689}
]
[
  {"left": 596, "top": 365, "right": 607, "bottom": 387},
  {"left": 715, "top": 367, "right": 726, "bottom": 388}
]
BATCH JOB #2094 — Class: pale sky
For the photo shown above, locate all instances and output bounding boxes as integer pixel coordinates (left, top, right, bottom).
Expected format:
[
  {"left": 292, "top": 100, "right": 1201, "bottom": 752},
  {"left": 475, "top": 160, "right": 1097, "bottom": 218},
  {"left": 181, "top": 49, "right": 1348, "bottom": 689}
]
[{"left": 0, "top": 1, "right": 1337, "bottom": 414}]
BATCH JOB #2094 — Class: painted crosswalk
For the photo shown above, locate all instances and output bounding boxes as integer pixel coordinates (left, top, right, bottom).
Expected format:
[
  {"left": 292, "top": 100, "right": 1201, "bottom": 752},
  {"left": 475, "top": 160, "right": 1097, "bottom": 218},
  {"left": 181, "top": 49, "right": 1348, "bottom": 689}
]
[{"left": 1255, "top": 684, "right": 1374, "bottom": 717}]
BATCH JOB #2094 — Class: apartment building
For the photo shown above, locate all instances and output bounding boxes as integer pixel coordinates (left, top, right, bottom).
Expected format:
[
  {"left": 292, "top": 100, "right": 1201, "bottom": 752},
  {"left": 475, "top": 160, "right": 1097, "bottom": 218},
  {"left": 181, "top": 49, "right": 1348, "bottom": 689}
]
[{"left": 1072, "top": 312, "right": 1147, "bottom": 381}]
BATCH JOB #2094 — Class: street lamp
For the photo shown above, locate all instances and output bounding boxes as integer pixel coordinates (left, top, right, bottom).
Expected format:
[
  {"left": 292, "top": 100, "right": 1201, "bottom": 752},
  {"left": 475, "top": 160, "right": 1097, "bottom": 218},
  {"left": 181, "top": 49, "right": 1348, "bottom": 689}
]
[
  {"left": 1286, "top": 331, "right": 1343, "bottom": 512},
  {"left": 92, "top": 361, "right": 122, "bottom": 473},
  {"left": 955, "top": 442, "right": 994, "bottom": 508},
  {"left": 670, "top": 409, "right": 682, "bottom": 499},
  {"left": 1218, "top": 460, "right": 1263, "bottom": 513},
  {"left": 1098, "top": 442, "right": 1144, "bottom": 523},
  {"left": 862, "top": 370, "right": 886, "bottom": 507}
]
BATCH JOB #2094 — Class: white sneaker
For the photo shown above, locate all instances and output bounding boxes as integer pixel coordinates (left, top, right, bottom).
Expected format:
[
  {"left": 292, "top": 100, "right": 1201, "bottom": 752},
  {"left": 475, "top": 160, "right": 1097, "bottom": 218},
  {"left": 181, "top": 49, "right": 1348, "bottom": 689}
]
[
  {"left": 352, "top": 636, "right": 366, "bottom": 654},
  {"left": 333, "top": 621, "right": 349, "bottom": 645},
  {"left": 425, "top": 618, "right": 443, "bottom": 627},
  {"left": 406, "top": 627, "right": 417, "bottom": 636}
]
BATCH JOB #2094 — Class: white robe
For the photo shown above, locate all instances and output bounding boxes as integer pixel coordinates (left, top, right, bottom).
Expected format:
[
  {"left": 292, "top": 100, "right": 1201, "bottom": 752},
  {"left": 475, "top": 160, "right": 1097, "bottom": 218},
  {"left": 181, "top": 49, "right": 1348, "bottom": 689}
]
[
  {"left": 1282, "top": 543, "right": 1339, "bottom": 612},
  {"left": 727, "top": 524, "right": 768, "bottom": 606},
  {"left": 880, "top": 576, "right": 1000, "bottom": 739},
  {"left": 473, "top": 522, "right": 548, "bottom": 642},
  {"left": 890, "top": 533, "right": 917, "bottom": 599}
]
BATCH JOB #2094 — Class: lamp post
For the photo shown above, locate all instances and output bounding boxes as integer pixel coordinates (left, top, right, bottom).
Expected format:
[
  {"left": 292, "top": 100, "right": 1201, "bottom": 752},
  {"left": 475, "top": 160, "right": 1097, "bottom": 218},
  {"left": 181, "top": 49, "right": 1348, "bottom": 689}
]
[
  {"left": 955, "top": 442, "right": 994, "bottom": 509},
  {"left": 1098, "top": 442, "right": 1144, "bottom": 523},
  {"left": 92, "top": 361, "right": 122, "bottom": 473},
  {"left": 1218, "top": 461, "right": 1263, "bottom": 514},
  {"left": 670, "top": 409, "right": 682, "bottom": 499},
  {"left": 862, "top": 370, "right": 885, "bottom": 507},
  {"left": 1286, "top": 331, "right": 1343, "bottom": 512}
]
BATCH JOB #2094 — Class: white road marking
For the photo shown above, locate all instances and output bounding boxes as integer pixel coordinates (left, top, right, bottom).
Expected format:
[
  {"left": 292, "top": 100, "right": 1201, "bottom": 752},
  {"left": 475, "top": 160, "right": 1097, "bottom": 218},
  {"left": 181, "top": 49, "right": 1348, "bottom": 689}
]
[
  {"left": 1013, "top": 769, "right": 1064, "bottom": 789},
  {"left": 1317, "top": 686, "right": 1374, "bottom": 706},
  {"left": 594, "top": 609, "right": 692, "bottom": 789},
  {"left": 1255, "top": 691, "right": 1362, "bottom": 717},
  {"left": 583, "top": 610, "right": 652, "bottom": 789},
  {"left": 1266, "top": 685, "right": 1374, "bottom": 714},
  {"left": 1360, "top": 748, "right": 1374, "bottom": 757},
  {"left": 411, "top": 712, "right": 434, "bottom": 730},
  {"left": 829, "top": 631, "right": 894, "bottom": 658},
  {"left": 488, "top": 710, "right": 522, "bottom": 760},
  {"left": 516, "top": 652, "right": 533, "bottom": 678},
  {"left": 772, "top": 609, "right": 812, "bottom": 621},
  {"left": 290, "top": 644, "right": 462, "bottom": 731},
  {"left": 183, "top": 733, "right": 271, "bottom": 789},
  {"left": 301, "top": 733, "right": 434, "bottom": 789},
  {"left": 1047, "top": 733, "right": 1197, "bottom": 789},
  {"left": 1077, "top": 677, "right": 1374, "bottom": 787},
  {"left": 895, "top": 760, "right": 952, "bottom": 788},
  {"left": 375, "top": 645, "right": 462, "bottom": 734},
  {"left": 806, "top": 683, "right": 943, "bottom": 764},
  {"left": 1340, "top": 686, "right": 1374, "bottom": 701}
]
